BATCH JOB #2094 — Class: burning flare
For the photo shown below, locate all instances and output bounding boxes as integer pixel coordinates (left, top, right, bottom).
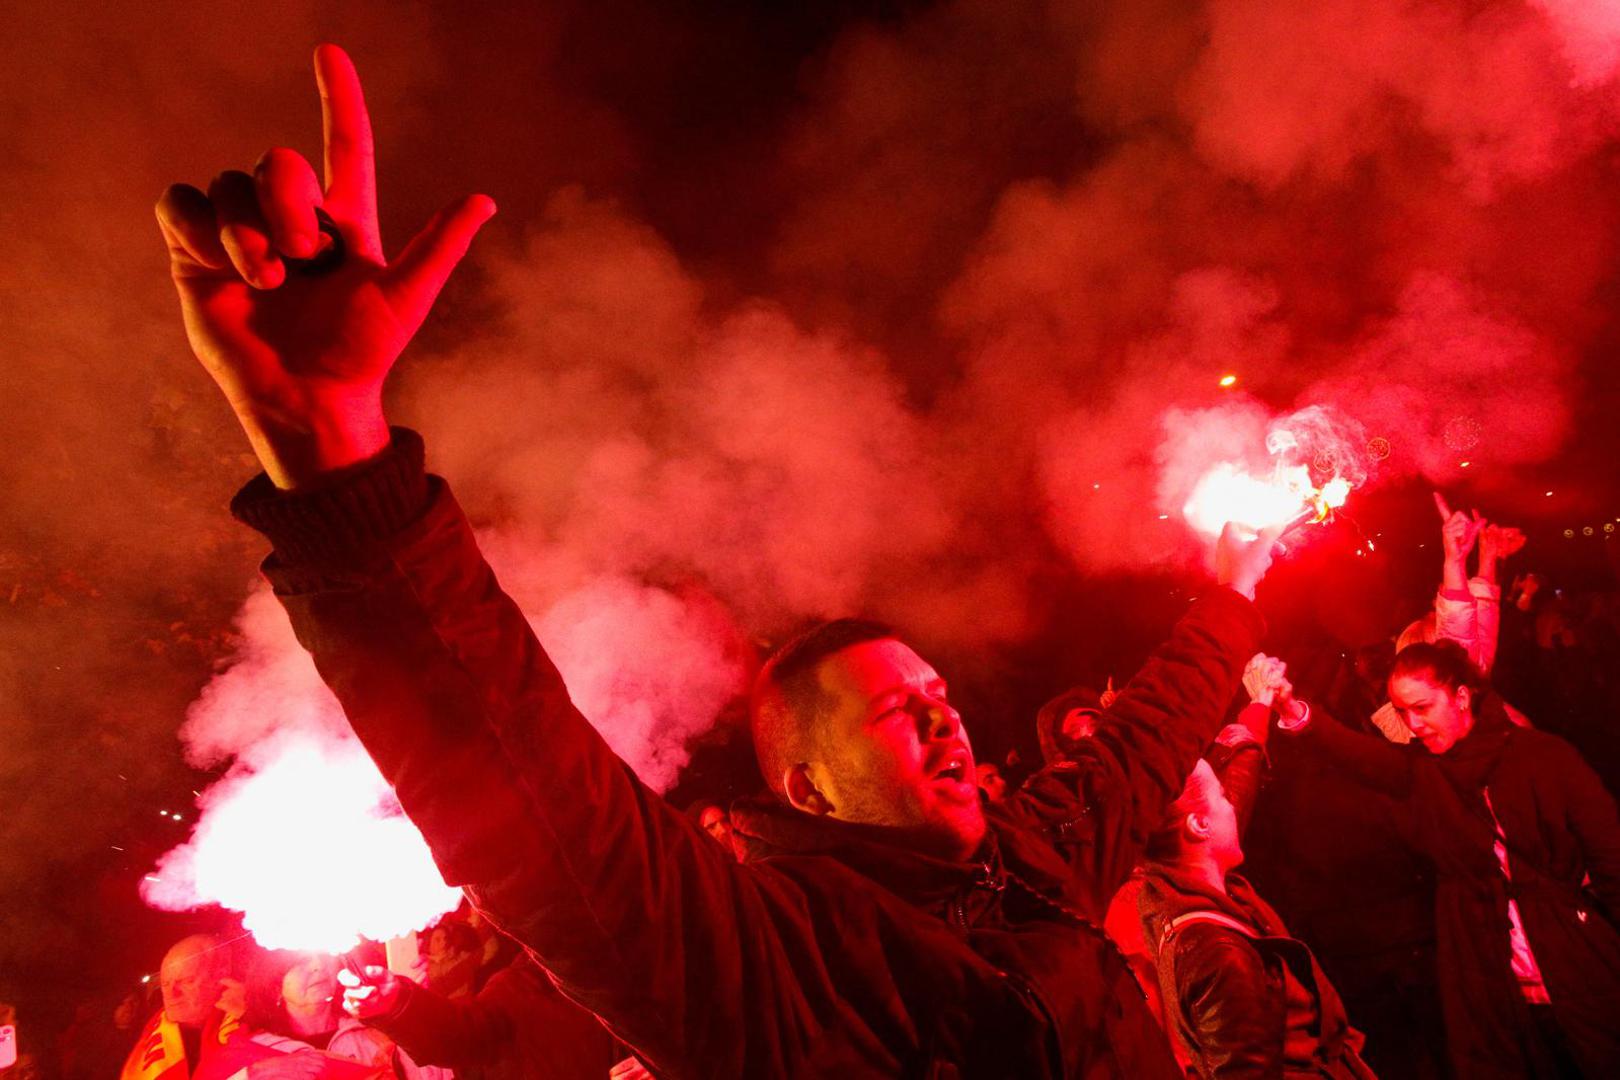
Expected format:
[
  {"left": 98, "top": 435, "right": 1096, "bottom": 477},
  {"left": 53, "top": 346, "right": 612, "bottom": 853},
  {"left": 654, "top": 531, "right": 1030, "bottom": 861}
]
[
  {"left": 1180, "top": 411, "right": 1358, "bottom": 538},
  {"left": 143, "top": 733, "right": 462, "bottom": 954}
]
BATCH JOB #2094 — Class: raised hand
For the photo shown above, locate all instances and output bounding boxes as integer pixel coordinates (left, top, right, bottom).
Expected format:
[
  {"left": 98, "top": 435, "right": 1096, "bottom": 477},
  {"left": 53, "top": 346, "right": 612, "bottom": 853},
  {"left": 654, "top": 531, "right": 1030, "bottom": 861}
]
[
  {"left": 155, "top": 45, "right": 495, "bottom": 488},
  {"left": 1242, "top": 653, "right": 1290, "bottom": 707},
  {"left": 1433, "top": 492, "right": 1485, "bottom": 564},
  {"left": 338, "top": 964, "right": 403, "bottom": 1020},
  {"left": 1216, "top": 521, "right": 1284, "bottom": 601}
]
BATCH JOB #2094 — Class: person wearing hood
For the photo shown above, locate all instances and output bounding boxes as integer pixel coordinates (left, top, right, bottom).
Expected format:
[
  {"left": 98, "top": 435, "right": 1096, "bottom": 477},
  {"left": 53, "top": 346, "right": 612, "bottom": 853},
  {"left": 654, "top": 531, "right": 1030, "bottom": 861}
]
[
  {"left": 154, "top": 45, "right": 1281, "bottom": 1077},
  {"left": 1280, "top": 641, "right": 1620, "bottom": 1078}
]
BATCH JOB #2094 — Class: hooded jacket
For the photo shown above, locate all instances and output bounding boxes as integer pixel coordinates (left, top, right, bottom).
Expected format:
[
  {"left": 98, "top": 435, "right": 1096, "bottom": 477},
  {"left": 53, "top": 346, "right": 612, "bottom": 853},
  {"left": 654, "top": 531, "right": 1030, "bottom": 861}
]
[{"left": 231, "top": 429, "right": 1266, "bottom": 1078}]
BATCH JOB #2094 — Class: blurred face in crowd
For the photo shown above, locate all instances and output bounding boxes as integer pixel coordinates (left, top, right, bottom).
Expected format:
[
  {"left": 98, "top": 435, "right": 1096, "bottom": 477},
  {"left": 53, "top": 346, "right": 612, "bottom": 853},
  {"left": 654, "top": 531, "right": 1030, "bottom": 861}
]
[
  {"left": 114, "top": 990, "right": 143, "bottom": 1029},
  {"left": 974, "top": 762, "right": 1008, "bottom": 803},
  {"left": 791, "top": 639, "right": 986, "bottom": 860},
  {"left": 1389, "top": 671, "right": 1474, "bottom": 754},
  {"left": 159, "top": 936, "right": 224, "bottom": 1028},
  {"left": 279, "top": 954, "right": 339, "bottom": 1018},
  {"left": 699, "top": 805, "right": 734, "bottom": 847}
]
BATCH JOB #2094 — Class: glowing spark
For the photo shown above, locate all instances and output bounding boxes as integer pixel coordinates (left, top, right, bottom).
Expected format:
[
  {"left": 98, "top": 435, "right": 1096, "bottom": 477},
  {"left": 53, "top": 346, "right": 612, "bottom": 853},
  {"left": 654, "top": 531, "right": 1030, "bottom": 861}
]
[
  {"left": 144, "top": 735, "right": 461, "bottom": 954},
  {"left": 1459, "top": 461, "right": 1471, "bottom": 468},
  {"left": 1218, "top": 374, "right": 1238, "bottom": 388}
]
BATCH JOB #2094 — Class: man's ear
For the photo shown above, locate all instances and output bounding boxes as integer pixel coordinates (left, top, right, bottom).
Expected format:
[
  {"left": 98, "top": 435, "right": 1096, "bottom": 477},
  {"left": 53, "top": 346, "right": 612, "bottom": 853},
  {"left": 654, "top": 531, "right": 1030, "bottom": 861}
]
[
  {"left": 1182, "top": 812, "right": 1211, "bottom": 844},
  {"left": 1455, "top": 685, "right": 1472, "bottom": 713},
  {"left": 784, "top": 764, "right": 834, "bottom": 816}
]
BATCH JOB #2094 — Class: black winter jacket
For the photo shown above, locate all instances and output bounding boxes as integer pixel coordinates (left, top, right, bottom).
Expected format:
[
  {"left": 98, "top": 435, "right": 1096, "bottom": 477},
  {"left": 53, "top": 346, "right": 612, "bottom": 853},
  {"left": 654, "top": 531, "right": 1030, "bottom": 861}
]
[{"left": 232, "top": 430, "right": 1266, "bottom": 1078}]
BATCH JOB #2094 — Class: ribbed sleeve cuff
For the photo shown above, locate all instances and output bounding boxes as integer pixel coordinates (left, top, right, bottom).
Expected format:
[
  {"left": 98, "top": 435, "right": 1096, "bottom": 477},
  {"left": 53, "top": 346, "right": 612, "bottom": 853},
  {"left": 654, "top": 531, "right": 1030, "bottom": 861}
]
[{"left": 230, "top": 427, "right": 429, "bottom": 566}]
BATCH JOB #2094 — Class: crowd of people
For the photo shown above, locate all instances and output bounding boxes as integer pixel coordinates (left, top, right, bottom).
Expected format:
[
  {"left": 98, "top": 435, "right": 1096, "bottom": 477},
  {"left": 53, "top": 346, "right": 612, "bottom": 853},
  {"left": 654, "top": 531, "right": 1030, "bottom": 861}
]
[
  {"left": 24, "top": 487, "right": 1610, "bottom": 1078},
  {"left": 9, "top": 43, "right": 1620, "bottom": 1079}
]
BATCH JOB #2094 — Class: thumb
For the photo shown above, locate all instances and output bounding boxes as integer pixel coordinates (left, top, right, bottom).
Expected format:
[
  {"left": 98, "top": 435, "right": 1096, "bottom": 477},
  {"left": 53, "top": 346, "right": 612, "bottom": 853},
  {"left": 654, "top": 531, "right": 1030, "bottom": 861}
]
[{"left": 382, "top": 193, "right": 497, "bottom": 321}]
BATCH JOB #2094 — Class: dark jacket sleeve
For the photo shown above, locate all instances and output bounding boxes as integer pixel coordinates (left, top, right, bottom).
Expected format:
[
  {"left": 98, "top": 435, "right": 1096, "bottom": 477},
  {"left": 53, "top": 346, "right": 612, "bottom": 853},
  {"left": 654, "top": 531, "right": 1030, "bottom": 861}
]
[
  {"left": 368, "top": 977, "right": 516, "bottom": 1068},
  {"left": 369, "top": 960, "right": 612, "bottom": 1074},
  {"left": 1208, "top": 713, "right": 1270, "bottom": 840},
  {"left": 1553, "top": 739, "right": 1620, "bottom": 921},
  {"left": 1016, "top": 590, "right": 1265, "bottom": 909},
  {"left": 1287, "top": 705, "right": 1416, "bottom": 799},
  {"left": 1163, "top": 925, "right": 1285, "bottom": 1079},
  {"left": 230, "top": 433, "right": 830, "bottom": 1078}
]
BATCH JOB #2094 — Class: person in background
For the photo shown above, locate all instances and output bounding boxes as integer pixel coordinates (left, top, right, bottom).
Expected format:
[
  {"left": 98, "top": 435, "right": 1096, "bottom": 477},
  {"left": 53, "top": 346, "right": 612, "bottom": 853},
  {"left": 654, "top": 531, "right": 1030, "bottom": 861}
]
[
  {"left": 61, "top": 985, "right": 152, "bottom": 1079},
  {"left": 121, "top": 935, "right": 239, "bottom": 1080},
  {"left": 197, "top": 949, "right": 442, "bottom": 1080},
  {"left": 685, "top": 799, "right": 740, "bottom": 858},
  {"left": 973, "top": 761, "right": 1008, "bottom": 804},
  {"left": 1282, "top": 641, "right": 1620, "bottom": 1078},
  {"left": 1138, "top": 657, "right": 1375, "bottom": 1078},
  {"left": 1371, "top": 495, "right": 1529, "bottom": 743},
  {"left": 1033, "top": 678, "right": 1118, "bottom": 766}
]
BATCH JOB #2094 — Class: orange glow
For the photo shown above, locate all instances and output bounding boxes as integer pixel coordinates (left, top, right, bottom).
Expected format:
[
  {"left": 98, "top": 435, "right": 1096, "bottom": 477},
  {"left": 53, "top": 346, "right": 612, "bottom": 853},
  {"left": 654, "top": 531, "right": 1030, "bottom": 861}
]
[{"left": 1218, "top": 374, "right": 1238, "bottom": 388}]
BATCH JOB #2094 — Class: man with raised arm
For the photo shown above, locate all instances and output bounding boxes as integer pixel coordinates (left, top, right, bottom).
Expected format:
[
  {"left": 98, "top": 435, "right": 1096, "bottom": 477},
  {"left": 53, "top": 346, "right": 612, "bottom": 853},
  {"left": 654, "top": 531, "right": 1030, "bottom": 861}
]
[{"left": 157, "top": 46, "right": 1280, "bottom": 1078}]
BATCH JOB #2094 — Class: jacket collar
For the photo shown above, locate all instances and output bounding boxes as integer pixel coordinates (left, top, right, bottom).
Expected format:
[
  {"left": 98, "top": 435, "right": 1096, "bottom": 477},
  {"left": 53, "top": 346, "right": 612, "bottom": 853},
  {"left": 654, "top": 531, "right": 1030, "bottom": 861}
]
[
  {"left": 1138, "top": 862, "right": 1282, "bottom": 947},
  {"left": 729, "top": 793, "right": 1003, "bottom": 908}
]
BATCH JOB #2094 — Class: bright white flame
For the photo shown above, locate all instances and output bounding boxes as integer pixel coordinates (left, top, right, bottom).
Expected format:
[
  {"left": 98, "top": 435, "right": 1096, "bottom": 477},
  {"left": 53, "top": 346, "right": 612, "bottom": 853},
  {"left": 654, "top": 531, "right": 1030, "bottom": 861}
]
[
  {"left": 144, "top": 734, "right": 461, "bottom": 953},
  {"left": 1183, "top": 462, "right": 1320, "bottom": 536}
]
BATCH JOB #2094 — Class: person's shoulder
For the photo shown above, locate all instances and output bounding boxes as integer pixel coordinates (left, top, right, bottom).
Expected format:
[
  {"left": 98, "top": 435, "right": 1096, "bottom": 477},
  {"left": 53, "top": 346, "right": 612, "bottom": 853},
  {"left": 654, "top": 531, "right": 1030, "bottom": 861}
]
[
  {"left": 1165, "top": 918, "right": 1266, "bottom": 984},
  {"left": 1506, "top": 724, "right": 1585, "bottom": 764}
]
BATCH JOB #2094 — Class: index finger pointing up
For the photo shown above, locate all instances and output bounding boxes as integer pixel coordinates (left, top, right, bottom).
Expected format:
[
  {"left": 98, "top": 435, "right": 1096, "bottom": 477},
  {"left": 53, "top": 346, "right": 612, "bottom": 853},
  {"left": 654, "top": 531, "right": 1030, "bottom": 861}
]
[
  {"left": 1432, "top": 491, "right": 1453, "bottom": 521},
  {"left": 313, "top": 44, "right": 378, "bottom": 234}
]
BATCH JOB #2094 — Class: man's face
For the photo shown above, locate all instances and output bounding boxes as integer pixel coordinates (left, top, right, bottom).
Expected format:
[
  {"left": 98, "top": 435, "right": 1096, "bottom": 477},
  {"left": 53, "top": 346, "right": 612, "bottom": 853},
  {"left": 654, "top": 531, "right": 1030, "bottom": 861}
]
[
  {"left": 158, "top": 945, "right": 220, "bottom": 1028},
  {"left": 1189, "top": 760, "right": 1243, "bottom": 869},
  {"left": 1389, "top": 673, "right": 1473, "bottom": 754},
  {"left": 699, "top": 806, "right": 734, "bottom": 846},
  {"left": 806, "top": 639, "right": 986, "bottom": 859}
]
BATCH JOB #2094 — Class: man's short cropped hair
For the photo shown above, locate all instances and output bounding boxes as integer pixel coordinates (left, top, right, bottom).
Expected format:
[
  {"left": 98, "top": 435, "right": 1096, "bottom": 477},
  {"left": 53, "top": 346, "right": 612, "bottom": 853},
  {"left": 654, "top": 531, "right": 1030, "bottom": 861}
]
[
  {"left": 1143, "top": 763, "right": 1217, "bottom": 863},
  {"left": 750, "top": 618, "right": 895, "bottom": 799}
]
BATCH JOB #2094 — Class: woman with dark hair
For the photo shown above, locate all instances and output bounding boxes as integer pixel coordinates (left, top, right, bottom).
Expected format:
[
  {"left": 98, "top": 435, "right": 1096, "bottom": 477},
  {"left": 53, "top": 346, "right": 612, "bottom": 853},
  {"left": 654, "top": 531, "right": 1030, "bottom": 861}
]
[
  {"left": 197, "top": 950, "right": 443, "bottom": 1080},
  {"left": 1281, "top": 640, "right": 1620, "bottom": 1078}
]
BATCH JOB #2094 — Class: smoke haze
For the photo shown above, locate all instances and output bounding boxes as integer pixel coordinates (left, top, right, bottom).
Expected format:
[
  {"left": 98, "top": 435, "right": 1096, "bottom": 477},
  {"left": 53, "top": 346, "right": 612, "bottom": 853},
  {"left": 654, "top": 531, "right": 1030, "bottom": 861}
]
[{"left": 5, "top": 0, "right": 1620, "bottom": 1031}]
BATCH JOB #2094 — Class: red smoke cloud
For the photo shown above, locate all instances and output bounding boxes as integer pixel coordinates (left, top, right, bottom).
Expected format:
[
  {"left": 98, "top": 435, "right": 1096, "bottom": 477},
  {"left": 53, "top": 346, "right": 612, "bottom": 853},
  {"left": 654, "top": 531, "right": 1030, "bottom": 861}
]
[{"left": 6, "top": 0, "right": 1620, "bottom": 1008}]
